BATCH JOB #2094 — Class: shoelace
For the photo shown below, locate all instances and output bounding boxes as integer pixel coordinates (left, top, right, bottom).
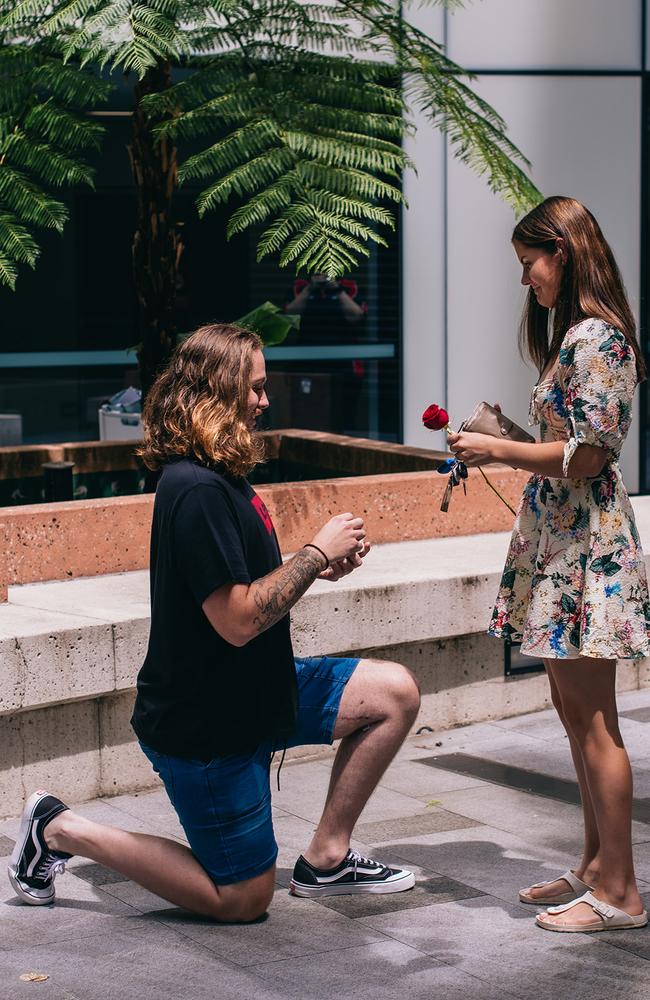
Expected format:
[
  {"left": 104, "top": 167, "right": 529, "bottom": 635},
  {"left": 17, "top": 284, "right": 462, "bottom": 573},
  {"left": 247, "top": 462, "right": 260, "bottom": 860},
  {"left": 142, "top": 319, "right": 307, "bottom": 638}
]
[
  {"left": 34, "top": 854, "right": 67, "bottom": 882},
  {"left": 348, "top": 849, "right": 381, "bottom": 880},
  {"left": 269, "top": 745, "right": 287, "bottom": 791}
]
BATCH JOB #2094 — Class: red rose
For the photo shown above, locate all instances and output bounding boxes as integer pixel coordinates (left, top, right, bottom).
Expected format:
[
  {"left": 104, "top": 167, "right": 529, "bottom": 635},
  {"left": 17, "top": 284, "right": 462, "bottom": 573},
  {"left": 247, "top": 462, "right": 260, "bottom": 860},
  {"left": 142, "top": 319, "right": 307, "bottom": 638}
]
[{"left": 422, "top": 403, "right": 449, "bottom": 431}]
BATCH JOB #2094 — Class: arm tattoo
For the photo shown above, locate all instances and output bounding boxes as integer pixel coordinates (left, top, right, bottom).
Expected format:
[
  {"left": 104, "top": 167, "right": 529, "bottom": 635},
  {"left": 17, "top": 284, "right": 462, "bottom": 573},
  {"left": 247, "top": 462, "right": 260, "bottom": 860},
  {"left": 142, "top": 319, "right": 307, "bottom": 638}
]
[{"left": 251, "top": 547, "right": 325, "bottom": 635}]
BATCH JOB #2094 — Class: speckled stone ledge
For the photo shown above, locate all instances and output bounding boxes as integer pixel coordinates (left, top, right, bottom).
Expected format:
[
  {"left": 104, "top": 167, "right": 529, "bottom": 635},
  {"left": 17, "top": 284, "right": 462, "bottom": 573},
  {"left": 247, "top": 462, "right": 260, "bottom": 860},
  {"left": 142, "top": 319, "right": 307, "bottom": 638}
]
[{"left": 0, "top": 466, "right": 530, "bottom": 600}]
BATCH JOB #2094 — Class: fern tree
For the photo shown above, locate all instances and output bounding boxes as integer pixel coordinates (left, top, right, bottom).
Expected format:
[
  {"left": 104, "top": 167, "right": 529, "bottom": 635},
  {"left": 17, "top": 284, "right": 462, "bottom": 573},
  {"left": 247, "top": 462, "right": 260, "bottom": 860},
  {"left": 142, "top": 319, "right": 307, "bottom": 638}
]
[
  {"left": 1, "top": 0, "right": 541, "bottom": 395},
  {"left": 0, "top": 31, "right": 110, "bottom": 290}
]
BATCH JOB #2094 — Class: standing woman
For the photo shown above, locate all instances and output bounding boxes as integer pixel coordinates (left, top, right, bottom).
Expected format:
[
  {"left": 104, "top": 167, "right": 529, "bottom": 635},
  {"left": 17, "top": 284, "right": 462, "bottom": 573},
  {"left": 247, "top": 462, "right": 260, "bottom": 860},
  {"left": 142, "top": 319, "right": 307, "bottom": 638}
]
[{"left": 449, "top": 195, "right": 650, "bottom": 933}]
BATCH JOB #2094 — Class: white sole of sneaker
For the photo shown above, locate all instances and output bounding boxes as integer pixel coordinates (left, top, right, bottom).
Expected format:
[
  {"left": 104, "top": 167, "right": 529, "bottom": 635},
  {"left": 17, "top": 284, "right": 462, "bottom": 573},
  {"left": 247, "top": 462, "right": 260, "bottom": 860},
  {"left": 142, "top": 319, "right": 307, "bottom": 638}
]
[
  {"left": 7, "top": 864, "right": 55, "bottom": 906},
  {"left": 289, "top": 871, "right": 416, "bottom": 897}
]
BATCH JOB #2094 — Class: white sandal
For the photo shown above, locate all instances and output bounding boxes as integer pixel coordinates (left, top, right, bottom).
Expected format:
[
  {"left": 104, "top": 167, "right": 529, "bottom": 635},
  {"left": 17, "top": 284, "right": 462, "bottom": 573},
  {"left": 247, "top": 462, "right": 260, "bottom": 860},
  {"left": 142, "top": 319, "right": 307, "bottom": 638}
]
[
  {"left": 536, "top": 891, "right": 648, "bottom": 933},
  {"left": 519, "top": 869, "right": 592, "bottom": 905}
]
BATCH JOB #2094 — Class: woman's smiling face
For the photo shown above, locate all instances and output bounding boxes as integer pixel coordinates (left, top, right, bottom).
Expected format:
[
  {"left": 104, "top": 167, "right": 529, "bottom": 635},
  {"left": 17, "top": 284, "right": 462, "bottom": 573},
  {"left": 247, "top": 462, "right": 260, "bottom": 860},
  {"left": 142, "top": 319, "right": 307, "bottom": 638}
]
[{"left": 513, "top": 238, "right": 564, "bottom": 309}]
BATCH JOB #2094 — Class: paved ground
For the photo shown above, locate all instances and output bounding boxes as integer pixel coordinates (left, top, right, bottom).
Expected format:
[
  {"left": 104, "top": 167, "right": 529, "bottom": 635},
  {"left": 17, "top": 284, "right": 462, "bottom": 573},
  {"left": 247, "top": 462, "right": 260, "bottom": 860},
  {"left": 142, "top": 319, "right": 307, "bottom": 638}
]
[{"left": 3, "top": 689, "right": 650, "bottom": 1000}]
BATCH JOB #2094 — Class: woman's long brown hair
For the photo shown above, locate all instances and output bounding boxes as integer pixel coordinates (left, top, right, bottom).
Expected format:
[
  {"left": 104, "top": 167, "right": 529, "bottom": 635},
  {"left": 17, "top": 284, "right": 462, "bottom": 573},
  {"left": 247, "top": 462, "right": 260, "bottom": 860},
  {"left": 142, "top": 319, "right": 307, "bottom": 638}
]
[
  {"left": 138, "top": 323, "right": 266, "bottom": 476},
  {"left": 513, "top": 195, "right": 646, "bottom": 382}
]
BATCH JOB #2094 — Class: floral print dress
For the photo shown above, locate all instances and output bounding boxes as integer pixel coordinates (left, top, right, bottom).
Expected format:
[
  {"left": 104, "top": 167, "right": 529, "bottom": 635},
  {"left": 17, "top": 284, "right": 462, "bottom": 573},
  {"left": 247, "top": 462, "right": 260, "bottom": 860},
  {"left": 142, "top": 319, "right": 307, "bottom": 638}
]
[{"left": 489, "top": 318, "right": 650, "bottom": 659}]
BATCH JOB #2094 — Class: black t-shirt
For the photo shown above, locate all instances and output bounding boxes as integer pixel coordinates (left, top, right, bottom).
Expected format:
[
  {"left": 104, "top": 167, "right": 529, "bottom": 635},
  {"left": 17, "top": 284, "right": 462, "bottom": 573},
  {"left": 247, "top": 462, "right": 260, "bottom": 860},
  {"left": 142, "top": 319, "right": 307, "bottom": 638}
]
[{"left": 131, "top": 458, "right": 298, "bottom": 759}]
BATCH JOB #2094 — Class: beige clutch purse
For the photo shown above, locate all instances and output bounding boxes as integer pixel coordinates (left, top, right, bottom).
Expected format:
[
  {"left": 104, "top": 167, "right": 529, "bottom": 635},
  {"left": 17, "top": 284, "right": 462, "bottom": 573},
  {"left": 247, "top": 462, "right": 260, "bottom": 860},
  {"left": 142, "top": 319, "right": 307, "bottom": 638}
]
[{"left": 460, "top": 401, "right": 535, "bottom": 444}]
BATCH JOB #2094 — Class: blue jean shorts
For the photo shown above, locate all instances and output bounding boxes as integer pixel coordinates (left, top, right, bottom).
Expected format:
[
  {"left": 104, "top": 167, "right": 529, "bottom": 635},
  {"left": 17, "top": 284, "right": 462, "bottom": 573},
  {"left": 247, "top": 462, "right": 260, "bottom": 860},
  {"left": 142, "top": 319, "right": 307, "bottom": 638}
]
[{"left": 140, "top": 655, "right": 359, "bottom": 886}]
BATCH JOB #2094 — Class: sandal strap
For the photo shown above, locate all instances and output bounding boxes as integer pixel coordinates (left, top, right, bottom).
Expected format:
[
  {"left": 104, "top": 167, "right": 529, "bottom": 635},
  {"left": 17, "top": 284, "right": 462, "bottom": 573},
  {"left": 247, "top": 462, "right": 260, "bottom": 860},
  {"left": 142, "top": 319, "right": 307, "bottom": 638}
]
[
  {"left": 527, "top": 870, "right": 591, "bottom": 894},
  {"left": 561, "top": 870, "right": 592, "bottom": 894},
  {"left": 546, "top": 890, "right": 597, "bottom": 915}
]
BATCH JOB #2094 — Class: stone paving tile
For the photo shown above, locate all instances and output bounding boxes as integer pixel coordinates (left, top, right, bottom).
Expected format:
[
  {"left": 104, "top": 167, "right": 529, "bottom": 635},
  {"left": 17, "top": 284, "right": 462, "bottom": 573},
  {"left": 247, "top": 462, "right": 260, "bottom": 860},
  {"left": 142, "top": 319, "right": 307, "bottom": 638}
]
[
  {"left": 378, "top": 824, "right": 573, "bottom": 905},
  {"left": 0, "top": 835, "right": 14, "bottom": 857},
  {"left": 429, "top": 734, "right": 578, "bottom": 781},
  {"left": 272, "top": 761, "right": 428, "bottom": 824},
  {"left": 428, "top": 767, "right": 650, "bottom": 846},
  {"left": 101, "top": 879, "right": 178, "bottom": 912},
  {"left": 61, "top": 797, "right": 169, "bottom": 839},
  {"left": 620, "top": 705, "right": 650, "bottom": 724},
  {"left": 252, "top": 937, "right": 522, "bottom": 1000},
  {"left": 491, "top": 700, "right": 650, "bottom": 766},
  {"left": 489, "top": 711, "right": 571, "bottom": 742},
  {"left": 357, "top": 894, "right": 650, "bottom": 1000},
  {"left": 96, "top": 789, "right": 186, "bottom": 840},
  {"left": 147, "top": 887, "right": 387, "bottom": 968},
  {"left": 626, "top": 841, "right": 650, "bottom": 883},
  {"left": 71, "top": 862, "right": 130, "bottom": 887},
  {"left": 271, "top": 812, "right": 321, "bottom": 874},
  {"left": 0, "top": 878, "right": 138, "bottom": 949},
  {"left": 0, "top": 958, "right": 78, "bottom": 1000},
  {"left": 432, "top": 783, "right": 650, "bottom": 852},
  {"left": 396, "top": 722, "right": 513, "bottom": 756},
  {"left": 354, "top": 808, "right": 480, "bottom": 843},
  {"left": 371, "top": 756, "right": 485, "bottom": 800},
  {"left": 0, "top": 926, "right": 290, "bottom": 1000},
  {"left": 315, "top": 875, "right": 484, "bottom": 918}
]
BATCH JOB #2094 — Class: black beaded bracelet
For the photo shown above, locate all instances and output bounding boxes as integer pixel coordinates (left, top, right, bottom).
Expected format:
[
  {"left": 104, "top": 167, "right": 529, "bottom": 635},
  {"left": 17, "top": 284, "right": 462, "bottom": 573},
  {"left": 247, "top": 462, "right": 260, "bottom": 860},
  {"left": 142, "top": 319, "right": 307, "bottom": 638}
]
[{"left": 303, "top": 543, "right": 330, "bottom": 568}]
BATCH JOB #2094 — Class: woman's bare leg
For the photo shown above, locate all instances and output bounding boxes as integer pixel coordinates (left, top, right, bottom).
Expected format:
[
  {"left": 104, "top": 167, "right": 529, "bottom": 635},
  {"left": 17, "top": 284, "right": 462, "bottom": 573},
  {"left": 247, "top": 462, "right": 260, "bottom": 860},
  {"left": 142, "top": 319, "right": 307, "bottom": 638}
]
[
  {"left": 521, "top": 660, "right": 601, "bottom": 902},
  {"left": 539, "top": 657, "right": 643, "bottom": 927}
]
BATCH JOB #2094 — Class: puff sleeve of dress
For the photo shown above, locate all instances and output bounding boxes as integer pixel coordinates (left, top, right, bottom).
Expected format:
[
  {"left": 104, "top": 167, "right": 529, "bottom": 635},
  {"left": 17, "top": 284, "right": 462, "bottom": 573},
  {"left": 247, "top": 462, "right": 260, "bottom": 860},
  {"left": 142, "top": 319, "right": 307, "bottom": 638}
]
[{"left": 557, "top": 318, "right": 637, "bottom": 476}]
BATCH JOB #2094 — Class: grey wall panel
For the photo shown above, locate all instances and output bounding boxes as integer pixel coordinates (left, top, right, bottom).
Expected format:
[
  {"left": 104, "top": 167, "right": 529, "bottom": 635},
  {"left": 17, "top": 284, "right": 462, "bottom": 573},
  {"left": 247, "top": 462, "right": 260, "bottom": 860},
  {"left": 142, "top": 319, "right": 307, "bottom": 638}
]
[
  {"left": 404, "top": 1, "right": 444, "bottom": 38},
  {"left": 446, "top": 75, "right": 641, "bottom": 489},
  {"left": 402, "top": 108, "right": 447, "bottom": 450},
  {"left": 401, "top": 4, "right": 447, "bottom": 449},
  {"left": 447, "top": 0, "right": 642, "bottom": 71}
]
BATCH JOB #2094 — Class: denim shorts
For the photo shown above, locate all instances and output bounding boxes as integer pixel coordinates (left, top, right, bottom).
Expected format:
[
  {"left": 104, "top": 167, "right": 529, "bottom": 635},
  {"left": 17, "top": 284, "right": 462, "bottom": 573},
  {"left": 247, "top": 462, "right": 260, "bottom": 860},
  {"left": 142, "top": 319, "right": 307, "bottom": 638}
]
[{"left": 140, "top": 655, "right": 359, "bottom": 886}]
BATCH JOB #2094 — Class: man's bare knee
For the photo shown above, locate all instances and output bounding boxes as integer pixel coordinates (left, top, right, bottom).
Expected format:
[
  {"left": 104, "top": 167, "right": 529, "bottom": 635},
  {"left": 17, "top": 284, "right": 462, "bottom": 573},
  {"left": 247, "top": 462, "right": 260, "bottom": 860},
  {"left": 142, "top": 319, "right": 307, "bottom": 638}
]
[
  {"left": 365, "top": 659, "right": 421, "bottom": 718},
  {"left": 209, "top": 869, "right": 275, "bottom": 923}
]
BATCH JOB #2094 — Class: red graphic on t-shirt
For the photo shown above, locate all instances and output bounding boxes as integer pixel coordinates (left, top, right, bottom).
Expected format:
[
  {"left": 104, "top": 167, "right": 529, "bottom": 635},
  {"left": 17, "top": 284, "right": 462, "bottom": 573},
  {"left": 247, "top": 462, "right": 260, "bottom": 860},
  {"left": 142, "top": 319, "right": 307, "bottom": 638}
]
[{"left": 251, "top": 494, "right": 275, "bottom": 535}]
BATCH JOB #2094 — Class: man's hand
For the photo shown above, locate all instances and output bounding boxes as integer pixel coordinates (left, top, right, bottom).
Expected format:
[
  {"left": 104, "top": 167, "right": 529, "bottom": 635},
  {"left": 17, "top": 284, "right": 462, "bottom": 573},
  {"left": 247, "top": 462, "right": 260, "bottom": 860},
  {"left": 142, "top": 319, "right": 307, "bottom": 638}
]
[
  {"left": 310, "top": 512, "right": 366, "bottom": 564},
  {"left": 319, "top": 541, "right": 371, "bottom": 581}
]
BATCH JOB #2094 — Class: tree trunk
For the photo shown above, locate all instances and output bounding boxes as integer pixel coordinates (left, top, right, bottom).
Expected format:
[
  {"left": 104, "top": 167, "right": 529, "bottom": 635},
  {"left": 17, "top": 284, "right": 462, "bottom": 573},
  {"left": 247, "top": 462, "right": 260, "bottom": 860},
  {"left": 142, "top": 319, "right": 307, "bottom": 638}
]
[{"left": 128, "top": 60, "right": 181, "bottom": 402}]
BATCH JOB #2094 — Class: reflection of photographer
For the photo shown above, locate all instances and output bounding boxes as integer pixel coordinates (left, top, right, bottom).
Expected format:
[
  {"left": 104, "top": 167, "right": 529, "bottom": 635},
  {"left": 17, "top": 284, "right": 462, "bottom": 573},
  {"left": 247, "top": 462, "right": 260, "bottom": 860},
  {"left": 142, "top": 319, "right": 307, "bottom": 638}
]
[{"left": 285, "top": 274, "right": 366, "bottom": 343}]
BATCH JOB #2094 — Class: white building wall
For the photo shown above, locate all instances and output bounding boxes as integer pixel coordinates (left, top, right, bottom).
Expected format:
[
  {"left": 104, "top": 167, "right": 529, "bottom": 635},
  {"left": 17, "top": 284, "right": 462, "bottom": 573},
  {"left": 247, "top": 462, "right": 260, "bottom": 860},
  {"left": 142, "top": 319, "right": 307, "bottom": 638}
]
[{"left": 402, "top": 1, "right": 644, "bottom": 491}]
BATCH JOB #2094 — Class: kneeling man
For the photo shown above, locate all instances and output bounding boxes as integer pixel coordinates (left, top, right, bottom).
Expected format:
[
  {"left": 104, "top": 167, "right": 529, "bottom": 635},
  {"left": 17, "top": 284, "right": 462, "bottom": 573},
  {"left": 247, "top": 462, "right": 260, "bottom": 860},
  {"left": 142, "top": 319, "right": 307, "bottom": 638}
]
[{"left": 9, "top": 324, "right": 420, "bottom": 922}]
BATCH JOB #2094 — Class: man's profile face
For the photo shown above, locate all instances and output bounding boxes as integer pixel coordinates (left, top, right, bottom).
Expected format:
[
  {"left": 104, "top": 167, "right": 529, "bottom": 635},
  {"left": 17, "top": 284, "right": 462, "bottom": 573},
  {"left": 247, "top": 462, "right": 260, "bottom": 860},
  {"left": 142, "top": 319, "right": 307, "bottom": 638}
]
[{"left": 246, "top": 349, "right": 269, "bottom": 431}]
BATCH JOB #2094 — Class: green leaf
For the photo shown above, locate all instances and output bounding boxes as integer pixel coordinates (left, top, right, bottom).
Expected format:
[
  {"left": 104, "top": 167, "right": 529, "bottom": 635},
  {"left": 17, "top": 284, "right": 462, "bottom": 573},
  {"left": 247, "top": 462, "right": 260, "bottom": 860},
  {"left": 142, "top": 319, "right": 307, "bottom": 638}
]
[
  {"left": 560, "top": 594, "right": 576, "bottom": 614},
  {"left": 589, "top": 556, "right": 610, "bottom": 574},
  {"left": 568, "top": 626, "right": 581, "bottom": 649},
  {"left": 234, "top": 300, "right": 299, "bottom": 347}
]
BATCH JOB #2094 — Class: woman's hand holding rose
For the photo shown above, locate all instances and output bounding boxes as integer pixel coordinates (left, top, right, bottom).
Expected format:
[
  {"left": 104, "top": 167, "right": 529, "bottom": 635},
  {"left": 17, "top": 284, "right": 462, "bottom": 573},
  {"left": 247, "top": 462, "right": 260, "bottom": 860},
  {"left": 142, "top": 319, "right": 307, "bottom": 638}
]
[{"left": 448, "top": 431, "right": 499, "bottom": 467}]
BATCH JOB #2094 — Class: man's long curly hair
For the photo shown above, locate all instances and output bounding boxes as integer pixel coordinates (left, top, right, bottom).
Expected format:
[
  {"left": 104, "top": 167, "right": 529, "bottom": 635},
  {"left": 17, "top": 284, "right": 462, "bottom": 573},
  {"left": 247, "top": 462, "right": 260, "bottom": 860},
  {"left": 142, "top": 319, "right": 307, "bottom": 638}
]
[{"left": 138, "top": 323, "right": 266, "bottom": 477}]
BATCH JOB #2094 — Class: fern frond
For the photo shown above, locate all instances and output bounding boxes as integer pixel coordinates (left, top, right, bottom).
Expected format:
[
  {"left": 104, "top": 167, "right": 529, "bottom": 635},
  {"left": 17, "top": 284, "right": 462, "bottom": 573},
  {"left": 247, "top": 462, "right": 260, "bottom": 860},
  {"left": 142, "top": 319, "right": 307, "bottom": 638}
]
[
  {"left": 296, "top": 160, "right": 402, "bottom": 202},
  {"left": 3, "top": 130, "right": 95, "bottom": 186},
  {"left": 0, "top": 167, "right": 68, "bottom": 230},
  {"left": 194, "top": 148, "right": 295, "bottom": 214},
  {"left": 226, "top": 175, "right": 295, "bottom": 235},
  {"left": 256, "top": 204, "right": 316, "bottom": 257},
  {"left": 180, "top": 121, "right": 281, "bottom": 184},
  {"left": 0, "top": 39, "right": 106, "bottom": 287},
  {"left": 24, "top": 100, "right": 103, "bottom": 152},
  {"left": 283, "top": 130, "right": 403, "bottom": 177},
  {"left": 0, "top": 213, "right": 40, "bottom": 266},
  {"left": 0, "top": 250, "right": 19, "bottom": 290}
]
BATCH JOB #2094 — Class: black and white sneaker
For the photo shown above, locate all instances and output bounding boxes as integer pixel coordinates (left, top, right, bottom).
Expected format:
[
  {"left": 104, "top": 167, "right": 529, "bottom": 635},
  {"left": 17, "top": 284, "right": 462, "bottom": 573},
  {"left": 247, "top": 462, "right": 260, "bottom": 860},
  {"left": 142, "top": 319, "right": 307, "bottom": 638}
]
[
  {"left": 8, "top": 791, "right": 72, "bottom": 905},
  {"left": 290, "top": 849, "right": 415, "bottom": 897}
]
